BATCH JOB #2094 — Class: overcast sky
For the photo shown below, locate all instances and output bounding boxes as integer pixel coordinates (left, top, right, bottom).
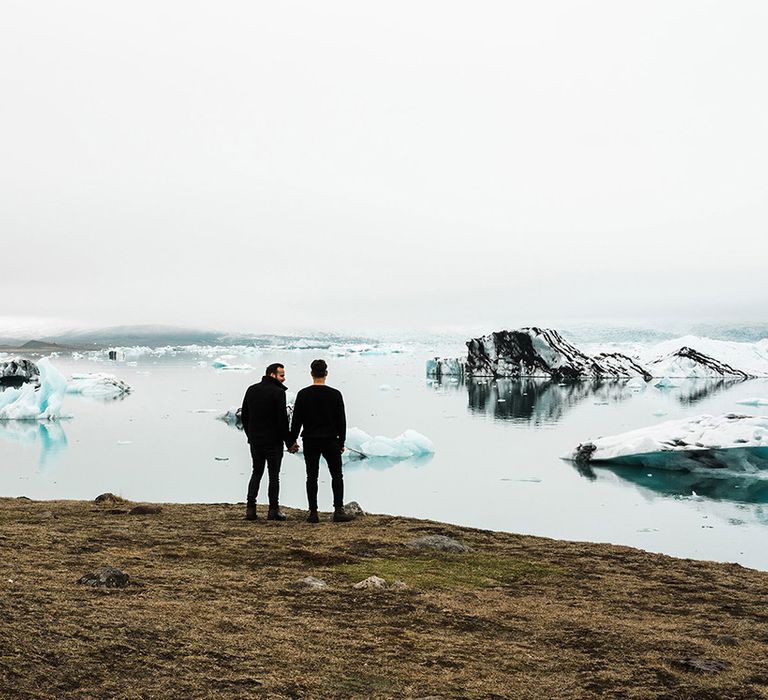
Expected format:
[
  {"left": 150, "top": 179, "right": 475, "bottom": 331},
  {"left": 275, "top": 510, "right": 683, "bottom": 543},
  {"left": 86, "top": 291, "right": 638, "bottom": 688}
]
[{"left": 1, "top": 1, "right": 766, "bottom": 335}]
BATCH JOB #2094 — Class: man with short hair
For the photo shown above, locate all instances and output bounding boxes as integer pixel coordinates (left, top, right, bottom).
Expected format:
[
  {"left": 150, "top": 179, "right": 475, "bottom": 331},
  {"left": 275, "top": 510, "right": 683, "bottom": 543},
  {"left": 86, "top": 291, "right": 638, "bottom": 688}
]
[
  {"left": 289, "top": 359, "right": 353, "bottom": 523},
  {"left": 240, "top": 363, "right": 298, "bottom": 521}
]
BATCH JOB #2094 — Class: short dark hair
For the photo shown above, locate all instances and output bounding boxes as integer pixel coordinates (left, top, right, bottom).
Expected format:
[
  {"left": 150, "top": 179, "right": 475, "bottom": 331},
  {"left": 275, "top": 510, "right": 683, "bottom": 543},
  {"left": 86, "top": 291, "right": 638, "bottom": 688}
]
[
  {"left": 265, "top": 363, "right": 284, "bottom": 377},
  {"left": 310, "top": 359, "right": 328, "bottom": 378}
]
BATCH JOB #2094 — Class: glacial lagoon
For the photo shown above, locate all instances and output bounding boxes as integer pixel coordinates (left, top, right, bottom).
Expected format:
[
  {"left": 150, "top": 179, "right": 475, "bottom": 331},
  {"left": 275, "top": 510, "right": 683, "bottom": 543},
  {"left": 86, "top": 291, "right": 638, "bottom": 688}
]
[{"left": 2, "top": 347, "right": 768, "bottom": 570}]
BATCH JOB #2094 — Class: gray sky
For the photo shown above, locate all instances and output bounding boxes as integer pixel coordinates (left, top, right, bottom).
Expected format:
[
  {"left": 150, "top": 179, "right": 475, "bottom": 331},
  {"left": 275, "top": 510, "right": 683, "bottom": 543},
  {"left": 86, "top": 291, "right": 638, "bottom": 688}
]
[{"left": 2, "top": 1, "right": 766, "bottom": 335}]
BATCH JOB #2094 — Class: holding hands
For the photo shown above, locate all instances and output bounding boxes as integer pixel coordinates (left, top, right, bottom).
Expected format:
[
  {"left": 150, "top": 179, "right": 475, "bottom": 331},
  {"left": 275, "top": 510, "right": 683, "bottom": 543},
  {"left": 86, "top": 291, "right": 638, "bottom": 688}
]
[{"left": 287, "top": 443, "right": 300, "bottom": 454}]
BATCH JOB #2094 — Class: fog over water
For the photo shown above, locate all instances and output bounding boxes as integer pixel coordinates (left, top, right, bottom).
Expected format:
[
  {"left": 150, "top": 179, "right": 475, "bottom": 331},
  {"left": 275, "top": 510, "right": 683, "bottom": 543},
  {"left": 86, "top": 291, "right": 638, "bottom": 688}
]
[{"left": 2, "top": 2, "right": 767, "bottom": 333}]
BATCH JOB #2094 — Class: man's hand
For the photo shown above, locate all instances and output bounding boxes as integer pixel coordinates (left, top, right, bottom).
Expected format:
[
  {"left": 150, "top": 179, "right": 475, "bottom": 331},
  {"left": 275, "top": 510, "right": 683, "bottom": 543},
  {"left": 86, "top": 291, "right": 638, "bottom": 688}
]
[
  {"left": 287, "top": 443, "right": 299, "bottom": 454},
  {"left": 340, "top": 446, "right": 345, "bottom": 454}
]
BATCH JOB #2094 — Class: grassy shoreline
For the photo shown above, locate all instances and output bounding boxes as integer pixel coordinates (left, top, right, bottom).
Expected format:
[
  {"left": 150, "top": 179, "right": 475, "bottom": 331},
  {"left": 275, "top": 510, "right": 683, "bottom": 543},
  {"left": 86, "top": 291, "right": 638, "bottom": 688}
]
[{"left": 1, "top": 496, "right": 767, "bottom": 699}]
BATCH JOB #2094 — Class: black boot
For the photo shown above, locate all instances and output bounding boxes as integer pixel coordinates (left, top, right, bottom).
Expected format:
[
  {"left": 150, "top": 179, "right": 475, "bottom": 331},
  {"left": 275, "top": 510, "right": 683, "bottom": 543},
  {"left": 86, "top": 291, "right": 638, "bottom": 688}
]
[
  {"left": 306, "top": 510, "right": 319, "bottom": 523},
  {"left": 333, "top": 508, "right": 353, "bottom": 523},
  {"left": 267, "top": 508, "right": 287, "bottom": 521},
  {"left": 245, "top": 504, "right": 257, "bottom": 521}
]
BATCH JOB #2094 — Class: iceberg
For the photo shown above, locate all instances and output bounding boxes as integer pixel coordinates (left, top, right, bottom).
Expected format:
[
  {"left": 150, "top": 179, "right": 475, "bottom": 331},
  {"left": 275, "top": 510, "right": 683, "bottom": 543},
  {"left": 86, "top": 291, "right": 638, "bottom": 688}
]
[
  {"left": 646, "top": 347, "right": 753, "bottom": 379},
  {"left": 464, "top": 328, "right": 651, "bottom": 380},
  {"left": 67, "top": 373, "right": 131, "bottom": 398},
  {"left": 345, "top": 427, "right": 435, "bottom": 459},
  {"left": 1, "top": 358, "right": 39, "bottom": 383},
  {"left": 0, "top": 358, "right": 67, "bottom": 420},
  {"left": 639, "top": 336, "right": 768, "bottom": 378},
  {"left": 564, "top": 414, "right": 768, "bottom": 471},
  {"left": 432, "top": 327, "right": 768, "bottom": 381}
]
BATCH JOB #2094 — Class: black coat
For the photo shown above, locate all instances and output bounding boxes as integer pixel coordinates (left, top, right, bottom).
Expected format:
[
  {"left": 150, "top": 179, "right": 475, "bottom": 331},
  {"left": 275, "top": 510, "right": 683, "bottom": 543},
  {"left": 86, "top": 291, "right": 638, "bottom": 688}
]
[{"left": 240, "top": 376, "right": 291, "bottom": 447}]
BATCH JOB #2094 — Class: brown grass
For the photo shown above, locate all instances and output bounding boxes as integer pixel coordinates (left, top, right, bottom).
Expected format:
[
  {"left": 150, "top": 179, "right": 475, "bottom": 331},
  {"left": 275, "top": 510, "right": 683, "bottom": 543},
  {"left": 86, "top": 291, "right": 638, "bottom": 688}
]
[{"left": 1, "top": 497, "right": 767, "bottom": 699}]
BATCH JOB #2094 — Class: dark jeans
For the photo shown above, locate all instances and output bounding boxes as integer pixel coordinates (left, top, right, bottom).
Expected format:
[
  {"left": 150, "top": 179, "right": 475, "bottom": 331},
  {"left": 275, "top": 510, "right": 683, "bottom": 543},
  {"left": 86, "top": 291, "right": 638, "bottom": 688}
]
[
  {"left": 247, "top": 443, "right": 283, "bottom": 508},
  {"left": 303, "top": 439, "right": 344, "bottom": 511}
]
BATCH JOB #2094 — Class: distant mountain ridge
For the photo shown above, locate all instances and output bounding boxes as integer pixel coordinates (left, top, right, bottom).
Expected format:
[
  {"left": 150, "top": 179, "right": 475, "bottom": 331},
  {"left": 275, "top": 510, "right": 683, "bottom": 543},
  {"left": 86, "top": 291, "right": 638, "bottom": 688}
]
[{"left": 0, "top": 324, "right": 379, "bottom": 349}]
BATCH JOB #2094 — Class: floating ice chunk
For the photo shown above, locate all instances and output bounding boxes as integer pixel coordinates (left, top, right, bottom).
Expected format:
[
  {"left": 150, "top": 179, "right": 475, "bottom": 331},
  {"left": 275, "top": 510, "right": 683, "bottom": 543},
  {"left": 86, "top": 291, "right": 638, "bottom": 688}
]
[
  {"left": 217, "top": 407, "right": 242, "bottom": 427},
  {"left": 0, "top": 358, "right": 67, "bottom": 420},
  {"left": 653, "top": 377, "right": 679, "bottom": 389},
  {"left": 345, "top": 427, "right": 435, "bottom": 460},
  {"left": 564, "top": 414, "right": 768, "bottom": 470},
  {"left": 67, "top": 373, "right": 131, "bottom": 397},
  {"left": 736, "top": 398, "right": 768, "bottom": 407},
  {"left": 212, "top": 358, "right": 253, "bottom": 371}
]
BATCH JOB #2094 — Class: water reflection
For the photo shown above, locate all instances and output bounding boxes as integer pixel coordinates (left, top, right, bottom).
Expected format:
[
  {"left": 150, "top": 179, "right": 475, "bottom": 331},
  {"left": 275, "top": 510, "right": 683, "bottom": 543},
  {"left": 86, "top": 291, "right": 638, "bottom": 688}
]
[
  {"left": 575, "top": 454, "right": 768, "bottom": 505},
  {"left": 343, "top": 453, "right": 434, "bottom": 471},
  {"left": 431, "top": 376, "right": 762, "bottom": 424},
  {"left": 0, "top": 420, "right": 68, "bottom": 471},
  {"left": 669, "top": 378, "right": 746, "bottom": 406},
  {"left": 432, "top": 377, "right": 640, "bottom": 424}
]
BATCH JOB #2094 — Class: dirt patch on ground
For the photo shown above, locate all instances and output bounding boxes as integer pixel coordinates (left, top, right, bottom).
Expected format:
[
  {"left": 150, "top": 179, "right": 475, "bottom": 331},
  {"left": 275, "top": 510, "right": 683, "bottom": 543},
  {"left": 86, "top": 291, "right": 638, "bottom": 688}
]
[{"left": 1, "top": 498, "right": 767, "bottom": 699}]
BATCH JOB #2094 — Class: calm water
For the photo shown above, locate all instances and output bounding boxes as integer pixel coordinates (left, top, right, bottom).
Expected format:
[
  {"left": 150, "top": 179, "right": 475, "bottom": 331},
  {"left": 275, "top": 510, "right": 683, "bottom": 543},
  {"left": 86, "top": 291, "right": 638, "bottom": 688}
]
[{"left": 3, "top": 348, "right": 768, "bottom": 570}]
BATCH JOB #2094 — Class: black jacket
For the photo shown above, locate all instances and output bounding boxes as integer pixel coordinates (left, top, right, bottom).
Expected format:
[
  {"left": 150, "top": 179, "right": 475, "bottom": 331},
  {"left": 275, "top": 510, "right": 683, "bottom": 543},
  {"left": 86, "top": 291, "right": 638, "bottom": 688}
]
[
  {"left": 289, "top": 384, "right": 346, "bottom": 447},
  {"left": 240, "top": 376, "right": 291, "bottom": 447}
]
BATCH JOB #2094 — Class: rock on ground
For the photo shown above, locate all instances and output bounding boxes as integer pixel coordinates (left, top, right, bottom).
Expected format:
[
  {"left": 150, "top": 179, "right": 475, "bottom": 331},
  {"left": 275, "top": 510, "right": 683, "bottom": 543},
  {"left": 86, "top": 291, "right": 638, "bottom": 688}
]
[
  {"left": 94, "top": 493, "right": 127, "bottom": 505},
  {"left": 353, "top": 576, "right": 388, "bottom": 590},
  {"left": 406, "top": 535, "right": 471, "bottom": 553},
  {"left": 343, "top": 501, "right": 365, "bottom": 517},
  {"left": 295, "top": 576, "right": 328, "bottom": 590},
  {"left": 78, "top": 566, "right": 130, "bottom": 589}
]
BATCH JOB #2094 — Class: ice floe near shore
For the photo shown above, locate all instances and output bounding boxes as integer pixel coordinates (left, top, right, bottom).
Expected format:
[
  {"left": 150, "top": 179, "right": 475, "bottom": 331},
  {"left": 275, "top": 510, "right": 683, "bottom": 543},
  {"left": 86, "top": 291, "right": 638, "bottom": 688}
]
[
  {"left": 564, "top": 414, "right": 768, "bottom": 471},
  {"left": 0, "top": 358, "right": 67, "bottom": 420}
]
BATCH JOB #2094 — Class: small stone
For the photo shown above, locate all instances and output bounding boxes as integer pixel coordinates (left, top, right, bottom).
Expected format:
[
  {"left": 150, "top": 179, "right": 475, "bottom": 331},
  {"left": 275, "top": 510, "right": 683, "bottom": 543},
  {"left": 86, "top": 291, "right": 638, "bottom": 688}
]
[
  {"left": 39, "top": 511, "right": 56, "bottom": 520},
  {"left": 674, "top": 656, "right": 731, "bottom": 673},
  {"left": 406, "top": 535, "right": 471, "bottom": 553},
  {"left": 128, "top": 505, "right": 162, "bottom": 515},
  {"left": 344, "top": 501, "right": 365, "bottom": 517},
  {"left": 390, "top": 580, "right": 409, "bottom": 590},
  {"left": 78, "top": 566, "right": 130, "bottom": 589},
  {"left": 296, "top": 576, "right": 328, "bottom": 590},
  {"left": 353, "top": 575, "right": 387, "bottom": 590}
]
